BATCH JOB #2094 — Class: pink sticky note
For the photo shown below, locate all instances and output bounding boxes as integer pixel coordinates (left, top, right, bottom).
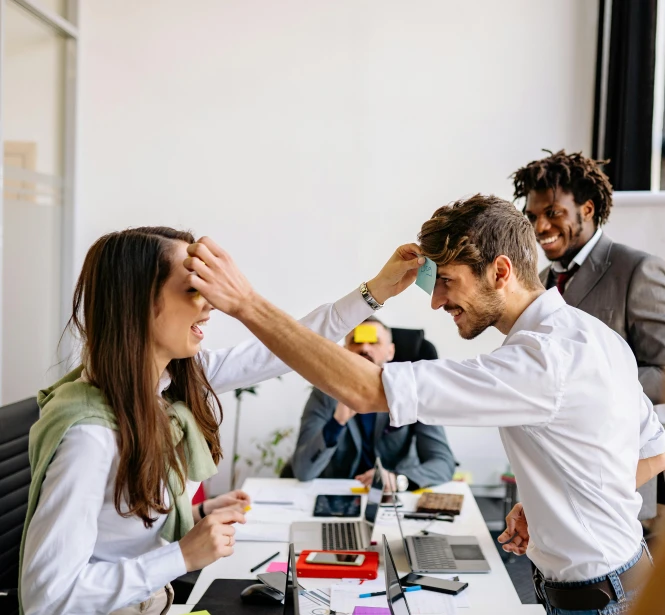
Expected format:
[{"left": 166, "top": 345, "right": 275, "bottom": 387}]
[{"left": 266, "top": 561, "right": 288, "bottom": 573}]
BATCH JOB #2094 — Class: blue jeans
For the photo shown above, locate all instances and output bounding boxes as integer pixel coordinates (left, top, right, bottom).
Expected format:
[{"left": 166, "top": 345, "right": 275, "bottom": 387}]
[{"left": 535, "top": 542, "right": 651, "bottom": 615}]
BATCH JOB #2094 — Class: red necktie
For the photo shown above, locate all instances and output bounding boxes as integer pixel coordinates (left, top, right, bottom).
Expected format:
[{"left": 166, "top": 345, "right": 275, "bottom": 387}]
[{"left": 555, "top": 264, "right": 579, "bottom": 295}]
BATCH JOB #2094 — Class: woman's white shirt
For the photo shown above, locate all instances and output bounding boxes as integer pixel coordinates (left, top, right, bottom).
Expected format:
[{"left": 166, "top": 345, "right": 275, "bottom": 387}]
[{"left": 21, "top": 289, "right": 372, "bottom": 615}]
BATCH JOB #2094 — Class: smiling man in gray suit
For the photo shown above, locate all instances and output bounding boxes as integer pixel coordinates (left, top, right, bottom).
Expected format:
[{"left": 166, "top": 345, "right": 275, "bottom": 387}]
[
  {"left": 513, "top": 150, "right": 665, "bottom": 520},
  {"left": 291, "top": 317, "right": 456, "bottom": 490}
]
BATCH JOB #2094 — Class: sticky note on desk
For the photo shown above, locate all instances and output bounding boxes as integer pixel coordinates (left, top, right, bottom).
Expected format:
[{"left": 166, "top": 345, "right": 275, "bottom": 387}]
[
  {"left": 415, "top": 257, "right": 436, "bottom": 295},
  {"left": 354, "top": 324, "right": 378, "bottom": 344},
  {"left": 266, "top": 561, "right": 288, "bottom": 573}
]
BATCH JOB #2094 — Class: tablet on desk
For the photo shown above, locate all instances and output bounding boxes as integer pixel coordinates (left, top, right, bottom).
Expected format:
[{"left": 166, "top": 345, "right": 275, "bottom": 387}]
[{"left": 313, "top": 494, "right": 361, "bottom": 517}]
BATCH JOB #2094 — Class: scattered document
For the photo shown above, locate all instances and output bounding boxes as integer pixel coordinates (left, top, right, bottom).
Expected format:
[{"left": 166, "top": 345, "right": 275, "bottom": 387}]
[
  {"left": 330, "top": 581, "right": 467, "bottom": 615},
  {"left": 234, "top": 522, "right": 290, "bottom": 542}
]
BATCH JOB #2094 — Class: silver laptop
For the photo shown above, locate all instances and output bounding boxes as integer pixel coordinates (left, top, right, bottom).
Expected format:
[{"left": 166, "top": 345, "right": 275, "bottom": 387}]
[
  {"left": 291, "top": 458, "right": 384, "bottom": 553},
  {"left": 392, "top": 490, "right": 490, "bottom": 573}
]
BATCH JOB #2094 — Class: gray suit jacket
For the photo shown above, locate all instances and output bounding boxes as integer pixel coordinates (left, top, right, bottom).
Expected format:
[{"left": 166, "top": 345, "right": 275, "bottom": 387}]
[
  {"left": 291, "top": 387, "right": 456, "bottom": 487},
  {"left": 541, "top": 233, "right": 665, "bottom": 518}
]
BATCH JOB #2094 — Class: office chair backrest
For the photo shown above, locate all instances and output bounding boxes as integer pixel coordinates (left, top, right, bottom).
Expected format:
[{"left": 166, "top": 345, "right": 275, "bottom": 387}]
[
  {"left": 0, "top": 397, "right": 40, "bottom": 594},
  {"left": 390, "top": 327, "right": 438, "bottom": 363}
]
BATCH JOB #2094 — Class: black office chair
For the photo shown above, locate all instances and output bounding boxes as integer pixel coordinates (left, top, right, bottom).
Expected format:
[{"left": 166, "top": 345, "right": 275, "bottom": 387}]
[
  {"left": 0, "top": 397, "right": 40, "bottom": 615},
  {"left": 279, "top": 328, "right": 439, "bottom": 478},
  {"left": 390, "top": 327, "right": 438, "bottom": 362}
]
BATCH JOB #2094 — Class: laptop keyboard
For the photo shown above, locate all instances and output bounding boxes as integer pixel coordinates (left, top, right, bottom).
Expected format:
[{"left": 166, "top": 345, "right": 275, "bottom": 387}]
[
  {"left": 321, "top": 522, "right": 361, "bottom": 550},
  {"left": 411, "top": 535, "right": 457, "bottom": 570}
]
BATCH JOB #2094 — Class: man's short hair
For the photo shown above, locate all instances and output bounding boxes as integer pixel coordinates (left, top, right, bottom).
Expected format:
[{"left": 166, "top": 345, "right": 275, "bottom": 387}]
[
  {"left": 418, "top": 194, "right": 541, "bottom": 291},
  {"left": 512, "top": 150, "right": 613, "bottom": 227},
  {"left": 360, "top": 316, "right": 392, "bottom": 342}
]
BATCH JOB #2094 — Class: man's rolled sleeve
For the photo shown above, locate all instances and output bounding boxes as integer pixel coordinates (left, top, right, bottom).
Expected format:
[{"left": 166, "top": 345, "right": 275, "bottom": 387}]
[
  {"left": 382, "top": 363, "right": 419, "bottom": 427},
  {"left": 639, "top": 394, "right": 665, "bottom": 459}
]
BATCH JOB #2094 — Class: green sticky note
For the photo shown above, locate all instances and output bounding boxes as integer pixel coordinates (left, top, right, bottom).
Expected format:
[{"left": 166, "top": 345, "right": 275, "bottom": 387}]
[{"left": 416, "top": 257, "right": 436, "bottom": 295}]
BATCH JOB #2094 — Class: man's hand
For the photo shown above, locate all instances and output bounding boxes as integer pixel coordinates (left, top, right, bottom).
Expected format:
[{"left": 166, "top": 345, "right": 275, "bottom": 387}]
[
  {"left": 184, "top": 237, "right": 255, "bottom": 317},
  {"left": 355, "top": 467, "right": 397, "bottom": 491},
  {"left": 497, "top": 503, "right": 529, "bottom": 555},
  {"left": 333, "top": 401, "right": 356, "bottom": 426},
  {"left": 179, "top": 508, "right": 245, "bottom": 572},
  {"left": 366, "top": 244, "right": 426, "bottom": 305}
]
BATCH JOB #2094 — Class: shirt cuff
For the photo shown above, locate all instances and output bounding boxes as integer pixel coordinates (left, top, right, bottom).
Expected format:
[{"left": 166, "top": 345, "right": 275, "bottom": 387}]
[
  {"left": 322, "top": 417, "right": 346, "bottom": 447},
  {"left": 333, "top": 288, "right": 375, "bottom": 330},
  {"left": 382, "top": 363, "right": 419, "bottom": 427},
  {"left": 137, "top": 541, "right": 188, "bottom": 594},
  {"left": 640, "top": 426, "right": 665, "bottom": 459}
]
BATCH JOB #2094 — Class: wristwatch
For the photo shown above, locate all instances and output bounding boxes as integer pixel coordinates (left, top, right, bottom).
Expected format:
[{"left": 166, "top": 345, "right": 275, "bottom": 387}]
[
  {"left": 395, "top": 474, "right": 409, "bottom": 492},
  {"left": 360, "top": 282, "right": 384, "bottom": 311}
]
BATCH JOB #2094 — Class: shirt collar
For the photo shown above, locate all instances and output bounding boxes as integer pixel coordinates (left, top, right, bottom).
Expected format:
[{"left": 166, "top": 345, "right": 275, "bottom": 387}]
[
  {"left": 158, "top": 371, "right": 172, "bottom": 396},
  {"left": 550, "top": 228, "right": 603, "bottom": 273},
  {"left": 503, "top": 288, "right": 566, "bottom": 343}
]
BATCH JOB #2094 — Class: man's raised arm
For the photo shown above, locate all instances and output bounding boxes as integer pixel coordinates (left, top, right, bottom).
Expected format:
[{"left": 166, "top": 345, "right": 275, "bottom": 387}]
[{"left": 184, "top": 238, "right": 424, "bottom": 414}]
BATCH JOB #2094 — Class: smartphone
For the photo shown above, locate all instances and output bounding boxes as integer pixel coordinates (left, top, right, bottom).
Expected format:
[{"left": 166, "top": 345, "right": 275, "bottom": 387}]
[
  {"left": 257, "top": 571, "right": 286, "bottom": 594},
  {"left": 305, "top": 552, "right": 366, "bottom": 566},
  {"left": 401, "top": 573, "right": 468, "bottom": 595},
  {"left": 314, "top": 494, "right": 361, "bottom": 517},
  {"left": 380, "top": 492, "right": 403, "bottom": 507}
]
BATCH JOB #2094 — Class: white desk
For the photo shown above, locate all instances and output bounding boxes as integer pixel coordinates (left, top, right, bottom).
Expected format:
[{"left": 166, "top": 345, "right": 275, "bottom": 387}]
[{"left": 173, "top": 478, "right": 544, "bottom": 615}]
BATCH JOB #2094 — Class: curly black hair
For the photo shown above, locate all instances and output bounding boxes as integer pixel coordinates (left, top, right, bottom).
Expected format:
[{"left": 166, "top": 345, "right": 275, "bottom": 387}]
[{"left": 512, "top": 150, "right": 613, "bottom": 227}]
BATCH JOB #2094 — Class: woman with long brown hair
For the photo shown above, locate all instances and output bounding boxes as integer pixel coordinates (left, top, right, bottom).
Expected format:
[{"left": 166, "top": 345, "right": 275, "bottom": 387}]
[{"left": 19, "top": 227, "right": 414, "bottom": 615}]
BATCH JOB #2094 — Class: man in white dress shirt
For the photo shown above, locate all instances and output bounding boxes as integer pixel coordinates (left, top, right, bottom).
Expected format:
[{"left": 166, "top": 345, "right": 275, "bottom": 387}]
[{"left": 186, "top": 195, "right": 665, "bottom": 614}]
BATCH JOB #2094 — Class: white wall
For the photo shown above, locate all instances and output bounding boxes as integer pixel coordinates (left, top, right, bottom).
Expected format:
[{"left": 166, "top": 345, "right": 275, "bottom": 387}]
[
  {"left": 76, "top": 0, "right": 599, "bottom": 492},
  {"left": 2, "top": 2, "right": 65, "bottom": 404}
]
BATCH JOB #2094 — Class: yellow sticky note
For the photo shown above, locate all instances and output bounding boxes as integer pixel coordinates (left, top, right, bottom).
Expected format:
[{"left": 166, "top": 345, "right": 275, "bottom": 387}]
[
  {"left": 244, "top": 505, "right": 251, "bottom": 512},
  {"left": 351, "top": 486, "right": 369, "bottom": 494},
  {"left": 183, "top": 611, "right": 211, "bottom": 615},
  {"left": 412, "top": 488, "right": 433, "bottom": 495},
  {"left": 354, "top": 324, "right": 378, "bottom": 344}
]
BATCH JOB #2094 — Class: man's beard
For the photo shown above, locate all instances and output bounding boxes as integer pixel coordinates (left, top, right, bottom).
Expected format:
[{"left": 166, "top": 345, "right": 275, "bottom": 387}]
[
  {"left": 556, "top": 212, "right": 585, "bottom": 265},
  {"left": 458, "top": 281, "right": 505, "bottom": 340}
]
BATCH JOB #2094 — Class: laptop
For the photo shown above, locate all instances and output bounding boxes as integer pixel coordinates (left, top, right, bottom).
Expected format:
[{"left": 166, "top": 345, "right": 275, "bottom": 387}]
[
  {"left": 283, "top": 543, "right": 300, "bottom": 615},
  {"left": 391, "top": 489, "right": 490, "bottom": 573},
  {"left": 290, "top": 457, "right": 384, "bottom": 553},
  {"left": 383, "top": 535, "right": 413, "bottom": 615}
]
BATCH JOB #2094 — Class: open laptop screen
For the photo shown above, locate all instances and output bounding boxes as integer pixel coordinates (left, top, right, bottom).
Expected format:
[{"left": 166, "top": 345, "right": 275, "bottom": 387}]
[
  {"left": 383, "top": 535, "right": 412, "bottom": 615},
  {"left": 283, "top": 544, "right": 300, "bottom": 615},
  {"left": 364, "top": 457, "right": 385, "bottom": 525}
]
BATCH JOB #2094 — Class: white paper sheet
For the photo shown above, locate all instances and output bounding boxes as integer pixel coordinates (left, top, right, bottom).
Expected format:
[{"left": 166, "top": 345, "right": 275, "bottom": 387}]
[
  {"left": 330, "top": 582, "right": 466, "bottom": 615},
  {"left": 234, "top": 522, "right": 291, "bottom": 542}
]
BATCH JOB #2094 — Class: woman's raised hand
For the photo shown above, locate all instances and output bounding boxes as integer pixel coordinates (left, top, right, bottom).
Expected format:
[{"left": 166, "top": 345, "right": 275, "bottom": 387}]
[{"left": 366, "top": 244, "right": 426, "bottom": 305}]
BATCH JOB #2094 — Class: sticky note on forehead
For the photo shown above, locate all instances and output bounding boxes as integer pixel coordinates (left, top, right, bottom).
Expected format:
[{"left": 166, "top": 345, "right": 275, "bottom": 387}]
[
  {"left": 416, "top": 256, "right": 436, "bottom": 295},
  {"left": 354, "top": 324, "right": 378, "bottom": 344}
]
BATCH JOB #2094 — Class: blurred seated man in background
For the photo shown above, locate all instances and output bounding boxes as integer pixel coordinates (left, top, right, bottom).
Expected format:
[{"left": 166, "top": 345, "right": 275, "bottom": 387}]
[{"left": 290, "top": 317, "right": 456, "bottom": 491}]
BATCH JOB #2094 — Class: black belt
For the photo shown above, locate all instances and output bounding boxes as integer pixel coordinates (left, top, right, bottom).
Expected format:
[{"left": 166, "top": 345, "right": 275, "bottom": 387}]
[{"left": 535, "top": 548, "right": 652, "bottom": 611}]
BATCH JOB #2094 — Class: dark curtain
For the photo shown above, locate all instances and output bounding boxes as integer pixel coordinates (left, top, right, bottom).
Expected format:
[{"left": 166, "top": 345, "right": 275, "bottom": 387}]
[{"left": 593, "top": 0, "right": 658, "bottom": 190}]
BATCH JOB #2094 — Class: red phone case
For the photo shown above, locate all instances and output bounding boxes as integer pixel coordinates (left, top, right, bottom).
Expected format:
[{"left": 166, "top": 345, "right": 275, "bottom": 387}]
[{"left": 296, "top": 550, "right": 379, "bottom": 579}]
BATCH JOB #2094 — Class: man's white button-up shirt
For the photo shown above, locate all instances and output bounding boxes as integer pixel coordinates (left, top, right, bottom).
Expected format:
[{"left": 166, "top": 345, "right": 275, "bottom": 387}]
[{"left": 383, "top": 288, "right": 665, "bottom": 582}]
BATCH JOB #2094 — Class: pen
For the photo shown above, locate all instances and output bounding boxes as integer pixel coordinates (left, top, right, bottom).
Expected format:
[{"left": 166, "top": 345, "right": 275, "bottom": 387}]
[
  {"left": 250, "top": 551, "right": 281, "bottom": 573},
  {"left": 254, "top": 500, "right": 295, "bottom": 506},
  {"left": 359, "top": 586, "right": 421, "bottom": 598}
]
